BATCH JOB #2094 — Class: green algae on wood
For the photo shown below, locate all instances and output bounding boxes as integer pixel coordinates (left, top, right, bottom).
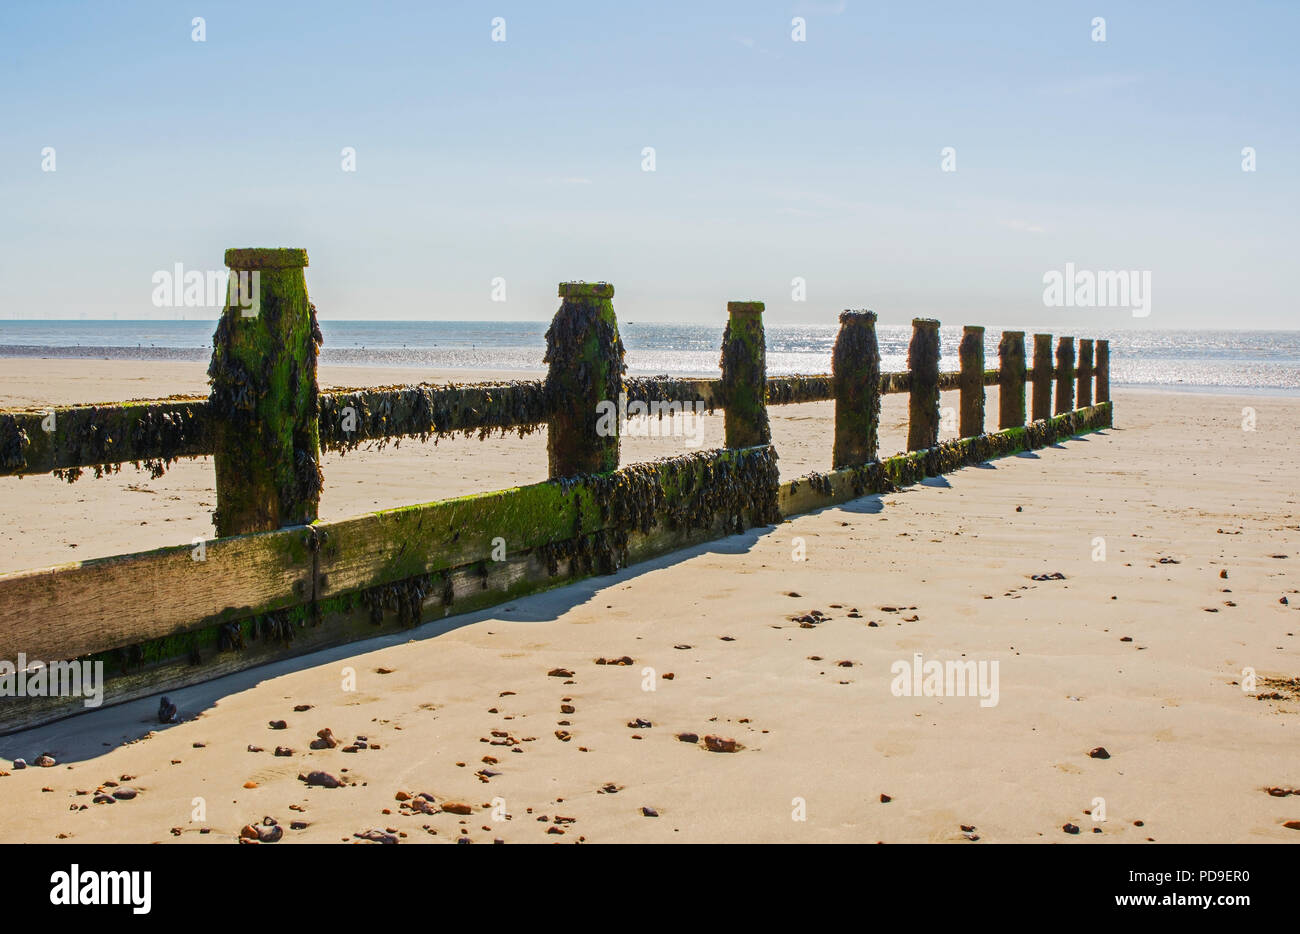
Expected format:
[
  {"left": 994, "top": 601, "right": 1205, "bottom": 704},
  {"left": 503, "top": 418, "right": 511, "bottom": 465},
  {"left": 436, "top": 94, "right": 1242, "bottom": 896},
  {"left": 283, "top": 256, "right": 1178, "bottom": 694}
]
[
  {"left": 208, "top": 248, "right": 322, "bottom": 536},
  {"left": 959, "top": 325, "right": 985, "bottom": 438},
  {"left": 720, "top": 301, "right": 770, "bottom": 449},
  {"left": 544, "top": 282, "right": 624, "bottom": 478},
  {"left": 906, "top": 318, "right": 940, "bottom": 451},
  {"left": 1031, "top": 334, "right": 1054, "bottom": 421},
  {"left": 998, "top": 331, "right": 1027, "bottom": 429},
  {"left": 832, "top": 310, "right": 881, "bottom": 468},
  {"left": 1095, "top": 340, "right": 1110, "bottom": 404},
  {"left": 1055, "top": 336, "right": 1076, "bottom": 415},
  {"left": 1077, "top": 338, "right": 1094, "bottom": 408},
  {"left": 767, "top": 375, "right": 834, "bottom": 406}
]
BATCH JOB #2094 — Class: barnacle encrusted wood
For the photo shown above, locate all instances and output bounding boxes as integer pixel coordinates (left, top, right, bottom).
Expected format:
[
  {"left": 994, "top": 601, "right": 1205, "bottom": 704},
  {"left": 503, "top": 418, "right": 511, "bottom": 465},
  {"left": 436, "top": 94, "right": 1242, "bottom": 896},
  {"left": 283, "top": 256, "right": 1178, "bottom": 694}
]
[
  {"left": 0, "top": 399, "right": 212, "bottom": 479},
  {"left": 624, "top": 377, "right": 720, "bottom": 412},
  {"left": 1077, "top": 338, "right": 1094, "bottom": 408},
  {"left": 544, "top": 281, "right": 624, "bottom": 477},
  {"left": 906, "top": 318, "right": 940, "bottom": 451},
  {"left": 720, "top": 301, "right": 770, "bottom": 448},
  {"left": 317, "top": 380, "right": 548, "bottom": 451},
  {"left": 767, "top": 375, "right": 834, "bottom": 405},
  {"left": 1055, "top": 336, "right": 1076, "bottom": 415},
  {"left": 998, "top": 330, "right": 1027, "bottom": 429},
  {"left": 1095, "top": 339, "right": 1110, "bottom": 403},
  {"left": 959, "top": 325, "right": 985, "bottom": 438},
  {"left": 832, "top": 310, "right": 881, "bottom": 468},
  {"left": 1031, "top": 333, "right": 1054, "bottom": 421},
  {"left": 208, "top": 248, "right": 322, "bottom": 536}
]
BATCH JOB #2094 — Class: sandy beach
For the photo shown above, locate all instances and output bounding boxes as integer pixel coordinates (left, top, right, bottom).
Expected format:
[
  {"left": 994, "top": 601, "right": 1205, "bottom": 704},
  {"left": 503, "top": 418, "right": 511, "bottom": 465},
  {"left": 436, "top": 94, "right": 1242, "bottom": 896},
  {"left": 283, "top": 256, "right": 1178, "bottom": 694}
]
[{"left": 0, "top": 359, "right": 1295, "bottom": 844}]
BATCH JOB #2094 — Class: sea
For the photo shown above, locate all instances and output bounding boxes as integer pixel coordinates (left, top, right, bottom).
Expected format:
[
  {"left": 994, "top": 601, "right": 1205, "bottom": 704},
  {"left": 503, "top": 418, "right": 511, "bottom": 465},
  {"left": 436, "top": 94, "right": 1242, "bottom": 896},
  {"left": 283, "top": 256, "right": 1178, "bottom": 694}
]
[{"left": 2, "top": 321, "right": 1299, "bottom": 396}]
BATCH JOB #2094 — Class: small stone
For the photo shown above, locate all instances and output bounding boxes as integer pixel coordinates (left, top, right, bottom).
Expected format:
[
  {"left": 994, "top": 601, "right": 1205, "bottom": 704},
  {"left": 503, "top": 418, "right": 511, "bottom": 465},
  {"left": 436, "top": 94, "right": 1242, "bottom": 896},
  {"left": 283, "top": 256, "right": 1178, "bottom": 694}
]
[
  {"left": 880, "top": 794, "right": 892, "bottom": 803},
  {"left": 441, "top": 802, "right": 473, "bottom": 815},
  {"left": 676, "top": 732, "right": 699, "bottom": 744},
  {"left": 34, "top": 755, "right": 56, "bottom": 768},
  {"left": 243, "top": 781, "right": 258, "bottom": 789},
  {"left": 298, "top": 771, "right": 342, "bottom": 789},
  {"left": 290, "top": 820, "right": 309, "bottom": 830},
  {"left": 258, "top": 823, "right": 283, "bottom": 843},
  {"left": 293, "top": 704, "right": 313, "bottom": 712},
  {"left": 1088, "top": 747, "right": 1110, "bottom": 759},
  {"left": 548, "top": 668, "right": 574, "bottom": 678},
  {"left": 246, "top": 745, "right": 263, "bottom": 753},
  {"left": 112, "top": 787, "right": 138, "bottom": 800},
  {"left": 703, "top": 735, "right": 739, "bottom": 753},
  {"left": 268, "top": 720, "right": 287, "bottom": 730},
  {"left": 1063, "top": 823, "right": 1080, "bottom": 834},
  {"left": 627, "top": 718, "right": 652, "bottom": 729},
  {"left": 641, "top": 806, "right": 658, "bottom": 817},
  {"left": 158, "top": 697, "right": 178, "bottom": 724},
  {"left": 11, "top": 759, "right": 26, "bottom": 770},
  {"left": 273, "top": 746, "right": 293, "bottom": 757}
]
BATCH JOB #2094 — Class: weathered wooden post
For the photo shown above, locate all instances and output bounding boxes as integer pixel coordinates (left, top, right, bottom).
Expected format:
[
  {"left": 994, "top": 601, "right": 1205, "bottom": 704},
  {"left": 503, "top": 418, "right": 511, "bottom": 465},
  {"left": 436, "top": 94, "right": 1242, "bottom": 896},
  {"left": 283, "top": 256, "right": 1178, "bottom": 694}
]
[
  {"left": 906, "top": 318, "right": 940, "bottom": 451},
  {"left": 1077, "top": 338, "right": 1094, "bottom": 408},
  {"left": 1031, "top": 334, "right": 1053, "bottom": 421},
  {"left": 998, "top": 330, "right": 1026, "bottom": 429},
  {"left": 1055, "top": 336, "right": 1076, "bottom": 414},
  {"left": 831, "top": 310, "right": 880, "bottom": 467},
  {"left": 720, "top": 301, "right": 770, "bottom": 449},
  {"left": 208, "top": 248, "right": 322, "bottom": 537},
  {"left": 544, "top": 281, "right": 624, "bottom": 477},
  {"left": 959, "top": 325, "right": 985, "bottom": 438},
  {"left": 1095, "top": 339, "right": 1110, "bottom": 403}
]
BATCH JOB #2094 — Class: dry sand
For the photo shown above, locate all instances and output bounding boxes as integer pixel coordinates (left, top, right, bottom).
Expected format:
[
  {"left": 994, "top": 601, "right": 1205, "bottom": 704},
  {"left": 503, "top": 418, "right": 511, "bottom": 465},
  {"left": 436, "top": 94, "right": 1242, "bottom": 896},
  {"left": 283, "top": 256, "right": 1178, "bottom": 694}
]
[{"left": 0, "top": 358, "right": 1297, "bottom": 843}]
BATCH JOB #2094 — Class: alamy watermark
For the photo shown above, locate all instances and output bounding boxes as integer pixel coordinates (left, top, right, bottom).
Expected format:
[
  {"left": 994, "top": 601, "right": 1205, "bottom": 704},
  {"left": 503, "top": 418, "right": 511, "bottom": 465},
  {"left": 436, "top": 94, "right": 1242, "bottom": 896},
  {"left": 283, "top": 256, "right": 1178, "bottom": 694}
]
[
  {"left": 1043, "top": 262, "right": 1150, "bottom": 317},
  {"left": 890, "top": 653, "right": 1000, "bottom": 708},
  {"left": 0, "top": 654, "right": 104, "bottom": 708},
  {"left": 596, "top": 393, "right": 707, "bottom": 447},
  {"left": 151, "top": 264, "right": 259, "bottom": 316}
]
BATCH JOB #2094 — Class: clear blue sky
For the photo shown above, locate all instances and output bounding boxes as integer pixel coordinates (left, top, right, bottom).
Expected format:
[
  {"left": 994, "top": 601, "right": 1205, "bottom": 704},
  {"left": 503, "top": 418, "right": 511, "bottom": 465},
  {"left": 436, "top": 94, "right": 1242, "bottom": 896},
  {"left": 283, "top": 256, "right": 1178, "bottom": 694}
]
[{"left": 2, "top": 1, "right": 1296, "bottom": 328}]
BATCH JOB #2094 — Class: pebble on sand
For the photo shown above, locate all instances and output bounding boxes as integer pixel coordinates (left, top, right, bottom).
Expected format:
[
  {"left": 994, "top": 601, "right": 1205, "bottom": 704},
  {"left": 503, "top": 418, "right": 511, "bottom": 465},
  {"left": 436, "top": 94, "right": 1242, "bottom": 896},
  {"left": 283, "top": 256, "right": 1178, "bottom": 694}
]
[{"left": 1088, "top": 747, "right": 1111, "bottom": 759}]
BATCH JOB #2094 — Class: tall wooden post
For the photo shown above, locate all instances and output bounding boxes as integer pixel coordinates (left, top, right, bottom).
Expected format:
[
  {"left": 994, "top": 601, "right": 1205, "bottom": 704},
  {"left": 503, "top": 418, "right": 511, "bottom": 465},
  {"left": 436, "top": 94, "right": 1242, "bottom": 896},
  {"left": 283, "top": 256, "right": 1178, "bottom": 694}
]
[
  {"left": 832, "top": 310, "right": 880, "bottom": 467},
  {"left": 906, "top": 318, "right": 940, "bottom": 451},
  {"left": 545, "top": 282, "right": 624, "bottom": 477},
  {"left": 1077, "top": 338, "right": 1094, "bottom": 408},
  {"left": 1031, "top": 334, "right": 1053, "bottom": 422},
  {"left": 1055, "top": 337, "right": 1076, "bottom": 414},
  {"left": 1095, "top": 339, "right": 1110, "bottom": 403},
  {"left": 958, "top": 325, "right": 985, "bottom": 438},
  {"left": 998, "top": 330, "right": 1026, "bottom": 429},
  {"left": 720, "top": 301, "right": 770, "bottom": 449},
  {"left": 209, "top": 248, "right": 322, "bottom": 537}
]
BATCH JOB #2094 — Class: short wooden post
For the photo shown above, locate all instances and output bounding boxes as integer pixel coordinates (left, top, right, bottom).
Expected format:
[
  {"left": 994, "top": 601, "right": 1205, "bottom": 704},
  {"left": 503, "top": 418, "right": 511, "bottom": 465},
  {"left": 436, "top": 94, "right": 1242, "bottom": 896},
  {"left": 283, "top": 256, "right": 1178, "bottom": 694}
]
[
  {"left": 1030, "top": 334, "right": 1053, "bottom": 422},
  {"left": 906, "top": 318, "right": 940, "bottom": 451},
  {"left": 1095, "top": 339, "right": 1110, "bottom": 403},
  {"left": 544, "top": 281, "right": 624, "bottom": 477},
  {"left": 1055, "top": 336, "right": 1076, "bottom": 414},
  {"left": 958, "top": 325, "right": 985, "bottom": 438},
  {"left": 720, "top": 301, "right": 770, "bottom": 449},
  {"left": 998, "top": 330, "right": 1026, "bottom": 429},
  {"left": 1077, "top": 338, "right": 1094, "bottom": 408},
  {"left": 831, "top": 310, "right": 880, "bottom": 467},
  {"left": 209, "top": 248, "right": 322, "bottom": 537}
]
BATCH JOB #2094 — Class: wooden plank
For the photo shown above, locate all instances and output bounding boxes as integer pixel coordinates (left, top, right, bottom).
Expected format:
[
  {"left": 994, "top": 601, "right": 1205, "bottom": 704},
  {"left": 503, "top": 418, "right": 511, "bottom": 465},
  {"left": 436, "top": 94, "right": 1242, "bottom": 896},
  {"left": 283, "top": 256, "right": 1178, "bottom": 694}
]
[{"left": 0, "top": 527, "right": 314, "bottom": 664}]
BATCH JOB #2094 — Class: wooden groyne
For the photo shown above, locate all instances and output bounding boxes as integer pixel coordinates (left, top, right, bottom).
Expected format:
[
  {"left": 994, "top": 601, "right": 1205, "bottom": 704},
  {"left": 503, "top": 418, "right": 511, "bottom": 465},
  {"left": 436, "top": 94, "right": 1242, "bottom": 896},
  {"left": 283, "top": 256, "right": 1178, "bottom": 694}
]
[{"left": 0, "top": 248, "right": 1112, "bottom": 732}]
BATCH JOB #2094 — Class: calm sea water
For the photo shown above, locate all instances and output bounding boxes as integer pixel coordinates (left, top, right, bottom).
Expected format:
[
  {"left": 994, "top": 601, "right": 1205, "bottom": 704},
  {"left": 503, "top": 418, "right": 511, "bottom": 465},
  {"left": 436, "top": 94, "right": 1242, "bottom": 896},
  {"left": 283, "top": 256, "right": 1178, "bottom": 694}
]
[{"left": 2, "top": 320, "right": 1298, "bottom": 394}]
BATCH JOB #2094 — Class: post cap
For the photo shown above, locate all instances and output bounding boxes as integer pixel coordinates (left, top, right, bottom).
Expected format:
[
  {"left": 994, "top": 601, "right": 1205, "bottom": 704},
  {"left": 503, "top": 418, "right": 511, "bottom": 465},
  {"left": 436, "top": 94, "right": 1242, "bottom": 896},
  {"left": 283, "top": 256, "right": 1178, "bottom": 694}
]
[
  {"left": 558, "top": 281, "right": 614, "bottom": 299},
  {"left": 911, "top": 317, "right": 941, "bottom": 328},
  {"left": 1001, "top": 330, "right": 1025, "bottom": 337},
  {"left": 225, "top": 248, "right": 309, "bottom": 269},
  {"left": 727, "top": 301, "right": 765, "bottom": 315},
  {"left": 963, "top": 324, "right": 985, "bottom": 333},
  {"left": 839, "top": 309, "right": 877, "bottom": 325}
]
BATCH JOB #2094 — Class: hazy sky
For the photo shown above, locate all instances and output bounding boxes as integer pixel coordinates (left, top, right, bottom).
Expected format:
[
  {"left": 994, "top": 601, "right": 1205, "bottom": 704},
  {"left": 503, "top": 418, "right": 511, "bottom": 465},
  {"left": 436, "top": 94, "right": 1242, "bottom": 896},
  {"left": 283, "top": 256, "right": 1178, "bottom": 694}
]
[{"left": 2, "top": 1, "right": 1296, "bottom": 329}]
